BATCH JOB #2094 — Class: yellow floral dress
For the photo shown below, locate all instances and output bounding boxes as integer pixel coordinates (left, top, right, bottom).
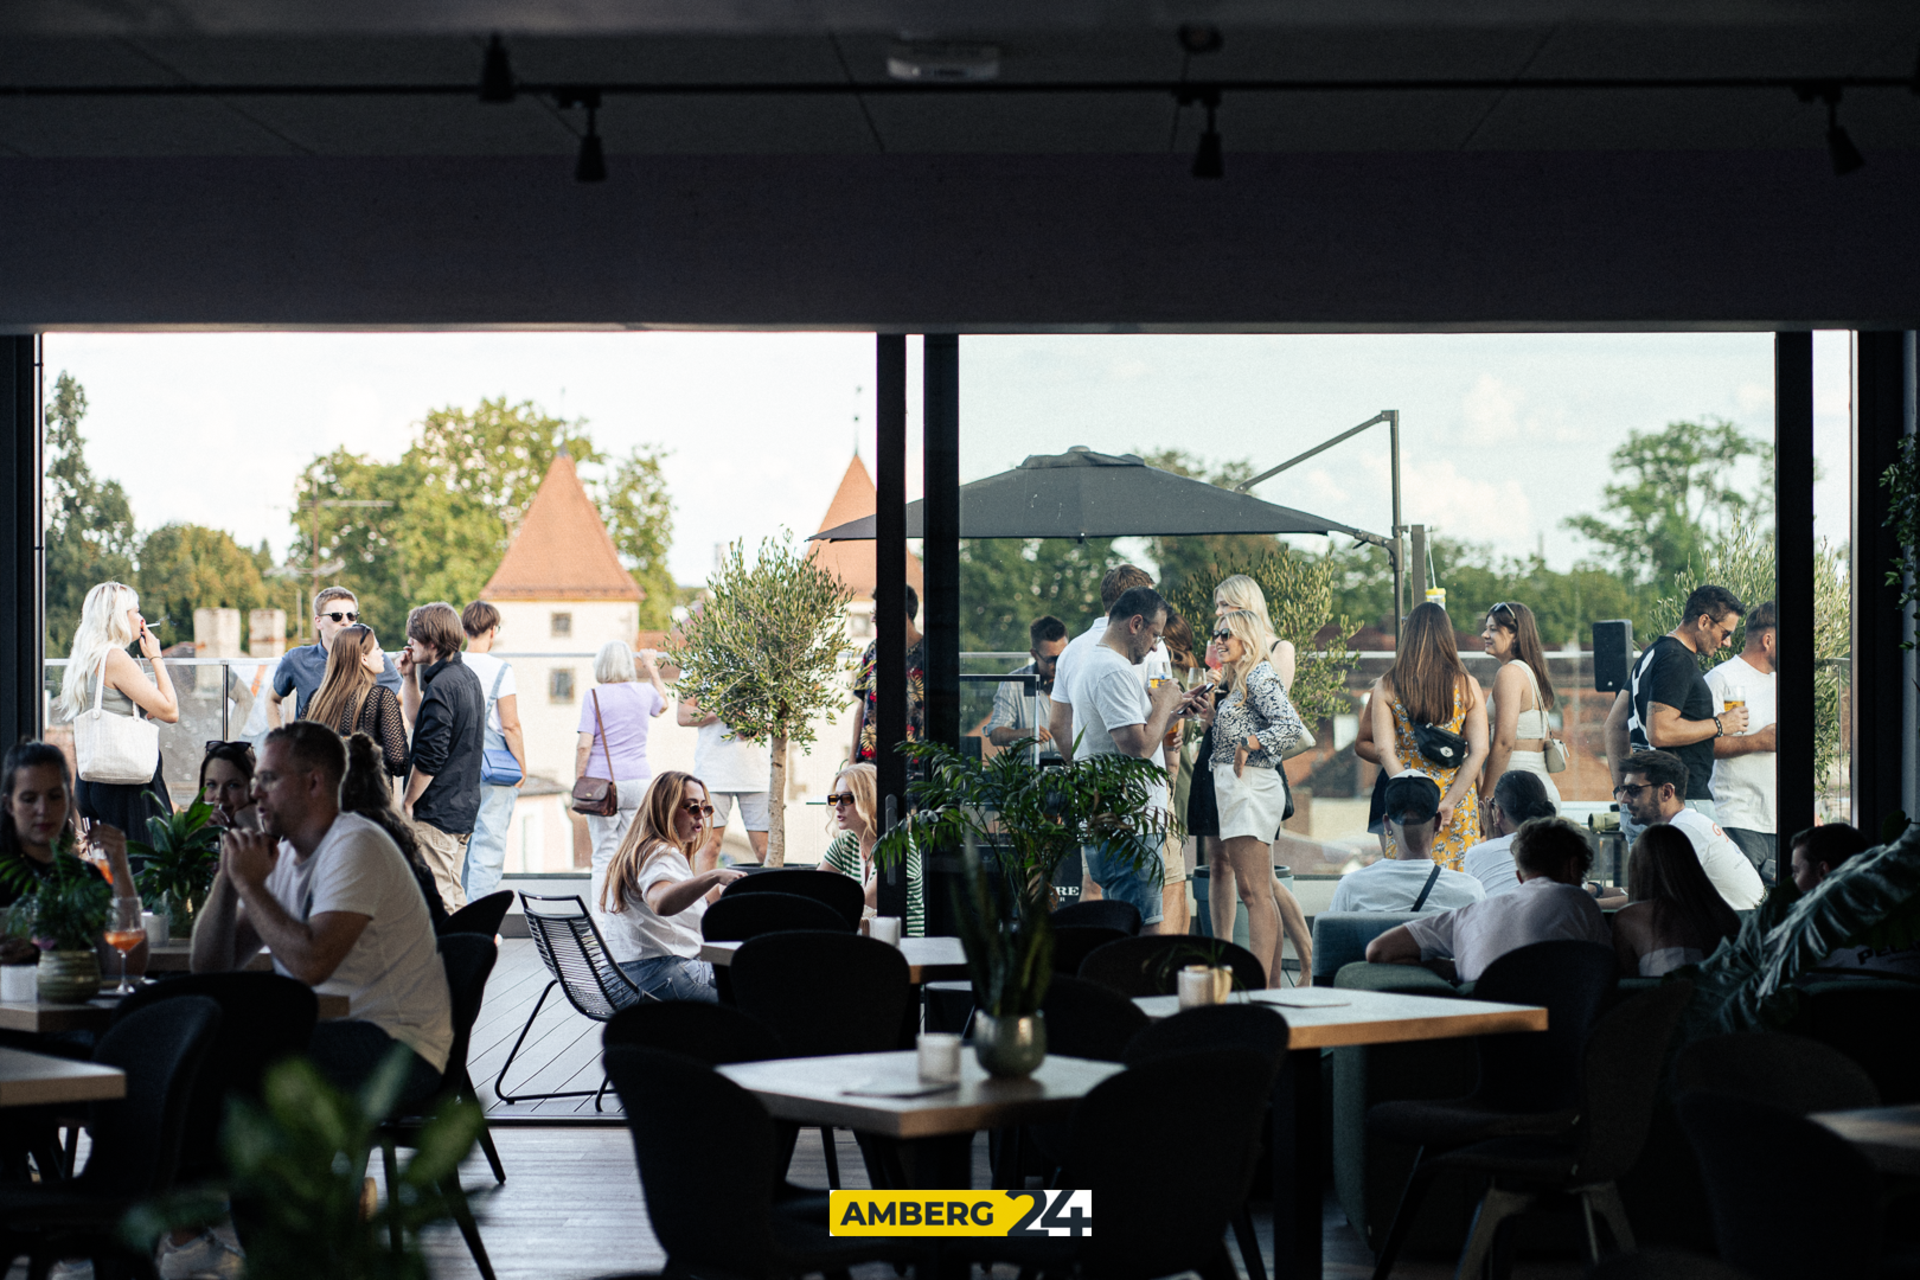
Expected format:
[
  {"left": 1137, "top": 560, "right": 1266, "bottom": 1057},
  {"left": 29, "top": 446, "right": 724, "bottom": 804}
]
[{"left": 1386, "top": 685, "right": 1481, "bottom": 870}]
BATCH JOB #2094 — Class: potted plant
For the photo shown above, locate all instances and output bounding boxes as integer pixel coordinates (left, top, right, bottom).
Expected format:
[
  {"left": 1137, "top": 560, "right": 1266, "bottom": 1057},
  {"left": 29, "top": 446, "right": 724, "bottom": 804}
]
[
  {"left": 1, "top": 849, "right": 113, "bottom": 1002},
  {"left": 130, "top": 792, "right": 223, "bottom": 938}
]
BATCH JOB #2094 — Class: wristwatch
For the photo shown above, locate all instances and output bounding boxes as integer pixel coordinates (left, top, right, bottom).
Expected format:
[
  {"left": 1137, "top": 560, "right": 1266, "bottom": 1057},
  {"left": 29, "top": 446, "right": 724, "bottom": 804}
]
[{"left": 1713, "top": 715, "right": 1725, "bottom": 738}]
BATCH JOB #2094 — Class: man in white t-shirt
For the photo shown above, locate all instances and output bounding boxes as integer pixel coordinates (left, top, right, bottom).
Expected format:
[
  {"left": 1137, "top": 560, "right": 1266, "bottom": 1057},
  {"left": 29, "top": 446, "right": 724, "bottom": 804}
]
[
  {"left": 1063, "top": 585, "right": 1203, "bottom": 935},
  {"left": 1617, "top": 749, "right": 1766, "bottom": 911},
  {"left": 677, "top": 694, "right": 771, "bottom": 863},
  {"left": 1706, "top": 600, "right": 1778, "bottom": 882},
  {"left": 192, "top": 722, "right": 454, "bottom": 1113},
  {"left": 460, "top": 601, "right": 526, "bottom": 901},
  {"left": 1048, "top": 565, "right": 1162, "bottom": 754},
  {"left": 1331, "top": 775, "right": 1485, "bottom": 913}
]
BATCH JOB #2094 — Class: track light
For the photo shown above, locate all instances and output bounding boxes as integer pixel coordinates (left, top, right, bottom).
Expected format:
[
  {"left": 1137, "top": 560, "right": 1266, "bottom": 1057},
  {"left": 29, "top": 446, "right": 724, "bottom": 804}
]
[
  {"left": 1184, "top": 89, "right": 1223, "bottom": 179},
  {"left": 1797, "top": 84, "right": 1864, "bottom": 177},
  {"left": 478, "top": 34, "right": 514, "bottom": 104},
  {"left": 558, "top": 89, "right": 607, "bottom": 182}
]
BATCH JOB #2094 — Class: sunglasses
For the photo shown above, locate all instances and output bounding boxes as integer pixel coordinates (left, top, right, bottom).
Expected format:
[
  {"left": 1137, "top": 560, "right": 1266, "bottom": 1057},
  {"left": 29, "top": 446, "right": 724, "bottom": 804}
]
[
  {"left": 826, "top": 792, "right": 857, "bottom": 806},
  {"left": 204, "top": 740, "right": 256, "bottom": 758},
  {"left": 321, "top": 611, "right": 359, "bottom": 623},
  {"left": 1210, "top": 629, "right": 1232, "bottom": 640},
  {"left": 1613, "top": 783, "right": 1654, "bottom": 800},
  {"left": 681, "top": 801, "right": 715, "bottom": 817}
]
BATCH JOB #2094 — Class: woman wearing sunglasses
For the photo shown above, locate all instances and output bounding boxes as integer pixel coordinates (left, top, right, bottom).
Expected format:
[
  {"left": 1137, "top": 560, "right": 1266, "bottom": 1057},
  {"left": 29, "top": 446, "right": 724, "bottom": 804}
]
[
  {"left": 817, "top": 763, "right": 925, "bottom": 935},
  {"left": 597, "top": 771, "right": 743, "bottom": 1002}
]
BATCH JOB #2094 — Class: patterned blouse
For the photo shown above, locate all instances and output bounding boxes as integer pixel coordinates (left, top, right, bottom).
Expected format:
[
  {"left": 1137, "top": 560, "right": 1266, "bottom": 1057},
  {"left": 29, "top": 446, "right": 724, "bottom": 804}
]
[
  {"left": 852, "top": 637, "right": 926, "bottom": 764},
  {"left": 330, "top": 685, "right": 410, "bottom": 777},
  {"left": 1209, "top": 660, "right": 1306, "bottom": 771}
]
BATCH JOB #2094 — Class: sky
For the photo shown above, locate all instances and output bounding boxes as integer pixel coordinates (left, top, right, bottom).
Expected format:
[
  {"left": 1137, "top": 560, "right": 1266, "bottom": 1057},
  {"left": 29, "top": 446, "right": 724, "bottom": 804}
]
[{"left": 46, "top": 330, "right": 1854, "bottom": 587}]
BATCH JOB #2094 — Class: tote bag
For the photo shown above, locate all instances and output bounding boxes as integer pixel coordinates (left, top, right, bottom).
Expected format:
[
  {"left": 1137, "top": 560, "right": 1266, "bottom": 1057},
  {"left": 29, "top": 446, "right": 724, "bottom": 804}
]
[{"left": 74, "top": 659, "right": 160, "bottom": 785}]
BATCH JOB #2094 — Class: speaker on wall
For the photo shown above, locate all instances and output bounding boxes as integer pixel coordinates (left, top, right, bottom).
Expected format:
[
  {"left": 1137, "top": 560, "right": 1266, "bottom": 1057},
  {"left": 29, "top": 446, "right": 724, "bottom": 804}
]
[{"left": 1593, "top": 620, "right": 1634, "bottom": 692}]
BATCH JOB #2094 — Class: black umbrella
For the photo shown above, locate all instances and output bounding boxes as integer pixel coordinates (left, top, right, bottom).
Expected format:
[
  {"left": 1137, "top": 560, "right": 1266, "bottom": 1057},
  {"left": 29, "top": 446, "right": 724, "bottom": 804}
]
[{"left": 810, "top": 446, "right": 1389, "bottom": 546}]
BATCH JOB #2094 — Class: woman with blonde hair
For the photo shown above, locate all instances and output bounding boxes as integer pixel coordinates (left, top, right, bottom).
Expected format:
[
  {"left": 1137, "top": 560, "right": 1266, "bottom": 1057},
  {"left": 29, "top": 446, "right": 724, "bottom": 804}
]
[
  {"left": 56, "top": 581, "right": 179, "bottom": 835},
  {"left": 597, "top": 771, "right": 743, "bottom": 1002},
  {"left": 303, "top": 623, "right": 409, "bottom": 776},
  {"left": 1372, "top": 601, "right": 1490, "bottom": 870},
  {"left": 1198, "top": 607, "right": 1307, "bottom": 986},
  {"left": 818, "top": 762, "right": 926, "bottom": 935},
  {"left": 1479, "top": 600, "right": 1561, "bottom": 813},
  {"left": 578, "top": 641, "right": 672, "bottom": 919}
]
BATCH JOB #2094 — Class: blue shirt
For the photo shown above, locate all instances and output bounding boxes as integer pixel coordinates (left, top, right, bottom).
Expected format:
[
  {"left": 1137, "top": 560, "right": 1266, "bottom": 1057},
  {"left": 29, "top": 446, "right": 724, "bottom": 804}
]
[{"left": 273, "top": 642, "right": 403, "bottom": 718}]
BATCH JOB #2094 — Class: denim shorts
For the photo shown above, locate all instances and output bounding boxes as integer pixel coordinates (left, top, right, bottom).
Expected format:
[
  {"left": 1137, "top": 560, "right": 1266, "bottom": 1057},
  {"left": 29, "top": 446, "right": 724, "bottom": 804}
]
[
  {"left": 1082, "top": 835, "right": 1166, "bottom": 926},
  {"left": 619, "top": 955, "right": 719, "bottom": 1004}
]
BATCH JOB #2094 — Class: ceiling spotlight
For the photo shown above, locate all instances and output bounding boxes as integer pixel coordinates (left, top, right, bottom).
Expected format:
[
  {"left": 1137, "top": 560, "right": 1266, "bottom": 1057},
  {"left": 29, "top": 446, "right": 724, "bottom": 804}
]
[
  {"left": 559, "top": 89, "right": 607, "bottom": 183},
  {"left": 1178, "top": 24, "right": 1224, "bottom": 55},
  {"left": 478, "top": 34, "right": 515, "bottom": 104},
  {"left": 1183, "top": 89, "right": 1223, "bottom": 179},
  {"left": 887, "top": 42, "right": 1000, "bottom": 82}
]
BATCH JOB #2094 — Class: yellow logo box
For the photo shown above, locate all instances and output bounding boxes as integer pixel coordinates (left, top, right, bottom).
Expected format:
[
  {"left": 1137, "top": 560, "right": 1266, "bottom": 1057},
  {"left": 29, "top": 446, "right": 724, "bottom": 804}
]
[{"left": 830, "top": 1190, "right": 1092, "bottom": 1237}]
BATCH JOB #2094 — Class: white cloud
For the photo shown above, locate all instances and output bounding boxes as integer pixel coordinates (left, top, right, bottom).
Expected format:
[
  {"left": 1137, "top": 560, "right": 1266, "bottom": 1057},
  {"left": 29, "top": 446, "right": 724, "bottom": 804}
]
[
  {"left": 1735, "top": 381, "right": 1774, "bottom": 414},
  {"left": 1460, "top": 373, "right": 1525, "bottom": 443}
]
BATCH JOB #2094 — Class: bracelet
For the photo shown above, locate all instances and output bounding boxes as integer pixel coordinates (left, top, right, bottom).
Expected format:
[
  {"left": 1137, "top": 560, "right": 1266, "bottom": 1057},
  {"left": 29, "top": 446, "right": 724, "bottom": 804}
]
[{"left": 1713, "top": 715, "right": 1724, "bottom": 738}]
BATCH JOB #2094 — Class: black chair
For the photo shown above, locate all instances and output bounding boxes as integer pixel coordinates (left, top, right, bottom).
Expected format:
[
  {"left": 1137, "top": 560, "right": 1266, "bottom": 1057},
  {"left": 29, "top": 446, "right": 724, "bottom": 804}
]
[
  {"left": 1674, "top": 1031, "right": 1881, "bottom": 1115},
  {"left": 1366, "top": 940, "right": 1619, "bottom": 1279},
  {"left": 1783, "top": 981, "right": 1920, "bottom": 1104},
  {"left": 1052, "top": 898, "right": 1143, "bottom": 935},
  {"left": 108, "top": 972, "right": 318, "bottom": 1186},
  {"left": 1677, "top": 1091, "right": 1882, "bottom": 1280},
  {"left": 441, "top": 889, "right": 515, "bottom": 938},
  {"left": 1040, "top": 975, "right": 1151, "bottom": 1062},
  {"left": 602, "top": 1001, "right": 786, "bottom": 1065},
  {"left": 497, "top": 893, "right": 652, "bottom": 1108},
  {"left": 961, "top": 1049, "right": 1275, "bottom": 1280},
  {"left": 378, "top": 933, "right": 500, "bottom": 1280},
  {"left": 0, "top": 997, "right": 222, "bottom": 1280},
  {"left": 1078, "top": 934, "right": 1268, "bottom": 997},
  {"left": 1417, "top": 982, "right": 1693, "bottom": 1279},
  {"left": 604, "top": 1045, "right": 916, "bottom": 1279},
  {"left": 1586, "top": 1249, "right": 1755, "bottom": 1280},
  {"left": 722, "top": 868, "right": 867, "bottom": 930},
  {"left": 731, "top": 931, "right": 912, "bottom": 1190},
  {"left": 1049, "top": 925, "right": 1128, "bottom": 977},
  {"left": 701, "top": 891, "right": 853, "bottom": 942}
]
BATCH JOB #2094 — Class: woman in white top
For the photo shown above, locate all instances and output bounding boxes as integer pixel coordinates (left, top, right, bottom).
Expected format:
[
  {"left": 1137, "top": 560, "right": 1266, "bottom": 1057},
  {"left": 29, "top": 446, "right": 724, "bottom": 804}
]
[
  {"left": 580, "top": 641, "right": 673, "bottom": 924},
  {"left": 56, "top": 582, "right": 180, "bottom": 837},
  {"left": 597, "top": 771, "right": 744, "bottom": 1003},
  {"left": 1479, "top": 601, "right": 1561, "bottom": 815}
]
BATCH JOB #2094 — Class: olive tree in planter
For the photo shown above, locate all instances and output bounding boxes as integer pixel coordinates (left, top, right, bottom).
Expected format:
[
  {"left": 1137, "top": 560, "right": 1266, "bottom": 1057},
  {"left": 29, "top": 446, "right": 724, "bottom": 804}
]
[{"left": 673, "top": 533, "right": 853, "bottom": 865}]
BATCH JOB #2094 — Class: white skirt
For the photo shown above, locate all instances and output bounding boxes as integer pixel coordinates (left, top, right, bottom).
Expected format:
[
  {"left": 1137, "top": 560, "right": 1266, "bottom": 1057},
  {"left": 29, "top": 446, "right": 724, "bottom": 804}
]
[
  {"left": 1504, "top": 751, "right": 1563, "bottom": 811},
  {"left": 1213, "top": 762, "right": 1287, "bottom": 842}
]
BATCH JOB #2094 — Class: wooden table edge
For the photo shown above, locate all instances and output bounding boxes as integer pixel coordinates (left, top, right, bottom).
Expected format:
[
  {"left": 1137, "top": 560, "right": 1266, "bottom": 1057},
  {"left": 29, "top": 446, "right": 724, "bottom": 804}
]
[{"left": 1286, "top": 1007, "right": 1548, "bottom": 1050}]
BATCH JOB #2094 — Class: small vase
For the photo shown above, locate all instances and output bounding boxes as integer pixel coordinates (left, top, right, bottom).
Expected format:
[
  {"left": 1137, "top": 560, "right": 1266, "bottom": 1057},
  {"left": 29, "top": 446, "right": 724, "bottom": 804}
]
[
  {"left": 973, "top": 1011, "right": 1047, "bottom": 1079},
  {"left": 38, "top": 950, "right": 101, "bottom": 1003}
]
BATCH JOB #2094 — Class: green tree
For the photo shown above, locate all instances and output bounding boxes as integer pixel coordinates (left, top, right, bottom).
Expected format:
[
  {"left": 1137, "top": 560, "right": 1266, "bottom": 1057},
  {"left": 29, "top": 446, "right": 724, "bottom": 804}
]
[
  {"left": 672, "top": 534, "right": 852, "bottom": 864},
  {"left": 959, "top": 537, "right": 1117, "bottom": 654},
  {"left": 1564, "top": 417, "right": 1769, "bottom": 589},
  {"left": 1427, "top": 540, "right": 1647, "bottom": 649},
  {"left": 43, "top": 372, "right": 138, "bottom": 654},
  {"left": 1135, "top": 449, "right": 1286, "bottom": 602},
  {"left": 135, "top": 524, "right": 272, "bottom": 650}
]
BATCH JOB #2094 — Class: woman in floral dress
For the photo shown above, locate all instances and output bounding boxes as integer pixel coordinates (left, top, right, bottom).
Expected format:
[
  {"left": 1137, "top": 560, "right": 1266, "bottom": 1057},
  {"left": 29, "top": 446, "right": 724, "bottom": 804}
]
[{"left": 1370, "top": 602, "right": 1490, "bottom": 870}]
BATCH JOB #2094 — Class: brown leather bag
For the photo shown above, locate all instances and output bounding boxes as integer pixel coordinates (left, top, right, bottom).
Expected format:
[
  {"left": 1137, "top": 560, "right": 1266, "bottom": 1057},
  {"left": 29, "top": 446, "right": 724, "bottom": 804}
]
[{"left": 570, "top": 690, "right": 619, "bottom": 817}]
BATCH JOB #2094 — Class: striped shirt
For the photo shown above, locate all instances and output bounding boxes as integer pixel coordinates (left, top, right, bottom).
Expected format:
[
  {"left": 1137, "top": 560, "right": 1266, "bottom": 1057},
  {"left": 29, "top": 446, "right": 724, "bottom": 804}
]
[{"left": 820, "top": 830, "right": 925, "bottom": 937}]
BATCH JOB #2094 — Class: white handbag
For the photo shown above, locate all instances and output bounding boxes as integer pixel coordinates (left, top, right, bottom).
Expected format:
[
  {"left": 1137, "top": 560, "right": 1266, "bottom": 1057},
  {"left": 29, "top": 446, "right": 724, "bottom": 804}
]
[{"left": 73, "top": 658, "right": 160, "bottom": 785}]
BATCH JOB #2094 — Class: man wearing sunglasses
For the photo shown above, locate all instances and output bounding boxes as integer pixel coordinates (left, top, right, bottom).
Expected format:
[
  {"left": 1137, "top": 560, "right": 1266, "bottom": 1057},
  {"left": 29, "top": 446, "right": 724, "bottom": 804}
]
[
  {"left": 1614, "top": 749, "right": 1764, "bottom": 910},
  {"left": 268, "top": 585, "right": 402, "bottom": 725}
]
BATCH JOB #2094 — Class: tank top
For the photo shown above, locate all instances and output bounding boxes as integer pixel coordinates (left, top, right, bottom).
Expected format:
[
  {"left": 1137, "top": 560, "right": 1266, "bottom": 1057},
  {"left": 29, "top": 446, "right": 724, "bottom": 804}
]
[{"left": 1508, "top": 661, "right": 1550, "bottom": 739}]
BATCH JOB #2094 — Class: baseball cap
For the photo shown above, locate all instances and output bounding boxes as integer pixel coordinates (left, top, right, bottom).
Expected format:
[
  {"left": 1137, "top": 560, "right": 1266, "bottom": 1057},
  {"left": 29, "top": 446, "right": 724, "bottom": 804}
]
[{"left": 1383, "top": 774, "right": 1442, "bottom": 826}]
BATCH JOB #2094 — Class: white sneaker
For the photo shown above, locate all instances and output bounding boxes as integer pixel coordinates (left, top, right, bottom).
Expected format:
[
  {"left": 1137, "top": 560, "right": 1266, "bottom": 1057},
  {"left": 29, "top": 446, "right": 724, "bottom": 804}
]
[{"left": 156, "top": 1231, "right": 244, "bottom": 1280}]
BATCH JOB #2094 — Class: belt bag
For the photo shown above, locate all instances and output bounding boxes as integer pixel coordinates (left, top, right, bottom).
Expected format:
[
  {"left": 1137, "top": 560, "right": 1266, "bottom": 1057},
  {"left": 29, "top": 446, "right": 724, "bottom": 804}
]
[
  {"left": 74, "top": 660, "right": 161, "bottom": 785},
  {"left": 480, "top": 664, "right": 524, "bottom": 787},
  {"left": 1413, "top": 720, "right": 1470, "bottom": 771},
  {"left": 571, "top": 690, "right": 619, "bottom": 817}
]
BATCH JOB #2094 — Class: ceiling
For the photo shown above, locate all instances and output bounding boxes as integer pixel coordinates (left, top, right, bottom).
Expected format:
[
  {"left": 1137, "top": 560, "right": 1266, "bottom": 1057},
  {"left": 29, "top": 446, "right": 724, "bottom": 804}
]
[{"left": 2, "top": 2, "right": 1917, "bottom": 160}]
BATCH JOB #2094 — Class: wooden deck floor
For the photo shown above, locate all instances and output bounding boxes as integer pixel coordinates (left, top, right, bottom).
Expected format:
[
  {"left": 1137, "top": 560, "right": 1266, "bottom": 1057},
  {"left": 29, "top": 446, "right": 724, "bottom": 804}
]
[{"left": 470, "top": 939, "right": 628, "bottom": 1122}]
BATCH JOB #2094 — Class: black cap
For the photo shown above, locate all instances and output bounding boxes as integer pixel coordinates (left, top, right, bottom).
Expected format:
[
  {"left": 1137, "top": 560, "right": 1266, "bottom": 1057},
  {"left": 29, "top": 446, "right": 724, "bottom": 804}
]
[{"left": 1383, "top": 774, "right": 1442, "bottom": 825}]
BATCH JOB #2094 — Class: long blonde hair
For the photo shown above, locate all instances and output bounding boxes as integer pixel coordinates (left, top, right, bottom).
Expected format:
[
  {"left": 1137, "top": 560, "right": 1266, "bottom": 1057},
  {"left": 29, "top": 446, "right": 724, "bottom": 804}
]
[
  {"left": 1214, "top": 574, "right": 1271, "bottom": 624},
  {"left": 1217, "top": 608, "right": 1279, "bottom": 692},
  {"left": 304, "top": 624, "right": 378, "bottom": 732},
  {"left": 828, "top": 764, "right": 879, "bottom": 838},
  {"left": 601, "top": 771, "right": 711, "bottom": 914},
  {"left": 57, "top": 582, "right": 140, "bottom": 721}
]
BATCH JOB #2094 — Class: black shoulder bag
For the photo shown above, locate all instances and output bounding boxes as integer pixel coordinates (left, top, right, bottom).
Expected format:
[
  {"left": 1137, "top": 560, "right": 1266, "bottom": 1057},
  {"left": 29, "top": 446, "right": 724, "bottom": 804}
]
[{"left": 1411, "top": 861, "right": 1445, "bottom": 912}]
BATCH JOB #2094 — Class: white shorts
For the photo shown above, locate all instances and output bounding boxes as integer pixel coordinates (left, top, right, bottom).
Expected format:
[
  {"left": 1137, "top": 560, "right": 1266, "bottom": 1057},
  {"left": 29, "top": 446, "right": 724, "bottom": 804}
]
[
  {"left": 1213, "top": 762, "right": 1287, "bottom": 843},
  {"left": 710, "top": 791, "right": 772, "bottom": 832}
]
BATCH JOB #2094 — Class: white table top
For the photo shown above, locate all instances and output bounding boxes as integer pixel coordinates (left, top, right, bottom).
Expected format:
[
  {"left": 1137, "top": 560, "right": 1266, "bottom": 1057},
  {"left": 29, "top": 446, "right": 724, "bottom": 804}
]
[
  {"left": 1813, "top": 1104, "right": 1920, "bottom": 1177},
  {"left": 1132, "top": 986, "right": 1548, "bottom": 1049},
  {"left": 0, "top": 1046, "right": 126, "bottom": 1108}
]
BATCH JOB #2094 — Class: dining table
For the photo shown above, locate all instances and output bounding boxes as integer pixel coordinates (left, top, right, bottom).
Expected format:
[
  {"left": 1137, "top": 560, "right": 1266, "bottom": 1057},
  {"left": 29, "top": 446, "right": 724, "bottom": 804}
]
[
  {"left": 1133, "top": 985, "right": 1549, "bottom": 1280},
  {"left": 0, "top": 987, "right": 351, "bottom": 1034},
  {"left": 0, "top": 1046, "right": 126, "bottom": 1108},
  {"left": 1811, "top": 1104, "right": 1920, "bottom": 1177},
  {"left": 143, "top": 941, "right": 274, "bottom": 973},
  {"left": 701, "top": 935, "right": 971, "bottom": 985}
]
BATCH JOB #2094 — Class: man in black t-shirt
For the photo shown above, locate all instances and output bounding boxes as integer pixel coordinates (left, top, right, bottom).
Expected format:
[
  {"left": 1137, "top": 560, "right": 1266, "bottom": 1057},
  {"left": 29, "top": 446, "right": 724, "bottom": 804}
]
[{"left": 1604, "top": 584, "right": 1749, "bottom": 850}]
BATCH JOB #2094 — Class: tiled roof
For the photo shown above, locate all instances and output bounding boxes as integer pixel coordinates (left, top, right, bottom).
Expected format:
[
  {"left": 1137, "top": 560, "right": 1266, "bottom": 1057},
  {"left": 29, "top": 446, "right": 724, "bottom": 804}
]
[
  {"left": 807, "top": 454, "right": 923, "bottom": 601},
  {"left": 482, "top": 455, "right": 642, "bottom": 601}
]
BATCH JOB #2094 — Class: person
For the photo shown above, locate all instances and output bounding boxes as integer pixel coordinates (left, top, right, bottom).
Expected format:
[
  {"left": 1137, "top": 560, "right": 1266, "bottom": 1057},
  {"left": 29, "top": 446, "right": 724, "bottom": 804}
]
[
  {"left": 1605, "top": 584, "right": 1748, "bottom": 851},
  {"left": 850, "top": 584, "right": 925, "bottom": 764},
  {"left": 269, "top": 585, "right": 403, "bottom": 723},
  {"left": 1329, "top": 775, "right": 1485, "bottom": 914},
  {"left": 1046, "top": 565, "right": 1158, "bottom": 752},
  {"left": 1462, "top": 770, "right": 1560, "bottom": 899},
  {"left": 677, "top": 693, "right": 770, "bottom": 865},
  {"left": 1612, "top": 825, "right": 1742, "bottom": 977},
  {"left": 1194, "top": 574, "right": 1312, "bottom": 985},
  {"left": 302, "top": 623, "right": 409, "bottom": 777},
  {"left": 0, "top": 740, "right": 146, "bottom": 971},
  {"left": 341, "top": 732, "right": 449, "bottom": 934},
  {"left": 985, "top": 615, "right": 1069, "bottom": 753},
  {"left": 579, "top": 641, "right": 672, "bottom": 920},
  {"left": 459, "top": 602, "right": 526, "bottom": 900},
  {"left": 397, "top": 602, "right": 485, "bottom": 915},
  {"left": 1355, "top": 689, "right": 1391, "bottom": 857},
  {"left": 190, "top": 722, "right": 453, "bottom": 1113},
  {"left": 1789, "top": 822, "right": 1872, "bottom": 895},
  {"left": 1155, "top": 610, "right": 1195, "bottom": 938},
  {"left": 818, "top": 762, "right": 925, "bottom": 933},
  {"left": 56, "top": 581, "right": 178, "bottom": 836},
  {"left": 1372, "top": 601, "right": 1489, "bottom": 870},
  {"left": 1200, "top": 607, "right": 1308, "bottom": 986},
  {"left": 1062, "top": 585, "right": 1204, "bottom": 936},
  {"left": 597, "top": 772, "right": 743, "bottom": 1002},
  {"left": 1705, "top": 600, "right": 1779, "bottom": 881},
  {"left": 1367, "top": 818, "right": 1612, "bottom": 982},
  {"left": 199, "top": 740, "right": 259, "bottom": 831},
  {"left": 1479, "top": 601, "right": 1561, "bottom": 813},
  {"left": 1614, "top": 750, "right": 1765, "bottom": 911}
]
